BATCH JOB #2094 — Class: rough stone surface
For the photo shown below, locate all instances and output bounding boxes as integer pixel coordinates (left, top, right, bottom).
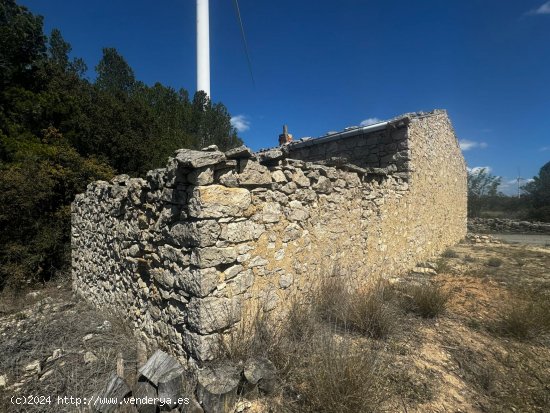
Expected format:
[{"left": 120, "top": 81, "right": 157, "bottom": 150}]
[
  {"left": 225, "top": 145, "right": 254, "bottom": 159},
  {"left": 187, "top": 297, "right": 241, "bottom": 334},
  {"left": 244, "top": 357, "right": 277, "bottom": 394},
  {"left": 188, "top": 185, "right": 251, "bottom": 218},
  {"left": 468, "top": 218, "right": 550, "bottom": 234},
  {"left": 72, "top": 110, "right": 466, "bottom": 366},
  {"left": 196, "top": 363, "right": 241, "bottom": 413},
  {"left": 237, "top": 160, "right": 272, "bottom": 186},
  {"left": 174, "top": 149, "right": 226, "bottom": 168}
]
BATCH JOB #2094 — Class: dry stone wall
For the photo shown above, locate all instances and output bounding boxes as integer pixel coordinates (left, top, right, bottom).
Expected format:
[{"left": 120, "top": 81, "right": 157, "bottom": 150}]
[
  {"left": 468, "top": 218, "right": 550, "bottom": 234},
  {"left": 72, "top": 110, "right": 467, "bottom": 366},
  {"left": 286, "top": 119, "right": 409, "bottom": 172}
]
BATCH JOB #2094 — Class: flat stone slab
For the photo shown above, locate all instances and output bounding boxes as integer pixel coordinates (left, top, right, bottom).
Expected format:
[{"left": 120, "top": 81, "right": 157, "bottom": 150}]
[
  {"left": 174, "top": 149, "right": 226, "bottom": 168},
  {"left": 138, "top": 350, "right": 184, "bottom": 386},
  {"left": 225, "top": 145, "right": 254, "bottom": 159}
]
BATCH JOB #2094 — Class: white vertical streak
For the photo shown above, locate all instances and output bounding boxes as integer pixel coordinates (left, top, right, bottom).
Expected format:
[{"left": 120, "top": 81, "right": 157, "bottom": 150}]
[{"left": 197, "top": 0, "right": 210, "bottom": 97}]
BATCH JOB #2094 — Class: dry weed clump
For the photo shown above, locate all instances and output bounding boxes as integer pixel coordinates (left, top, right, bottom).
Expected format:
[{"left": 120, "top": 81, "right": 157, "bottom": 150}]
[
  {"left": 288, "top": 333, "right": 385, "bottom": 413},
  {"left": 217, "top": 285, "right": 393, "bottom": 413},
  {"left": 441, "top": 248, "right": 459, "bottom": 258},
  {"left": 313, "top": 278, "right": 399, "bottom": 339},
  {"left": 486, "top": 257, "right": 503, "bottom": 267},
  {"left": 400, "top": 283, "right": 449, "bottom": 318},
  {"left": 218, "top": 309, "right": 276, "bottom": 362},
  {"left": 494, "top": 297, "right": 550, "bottom": 340}
]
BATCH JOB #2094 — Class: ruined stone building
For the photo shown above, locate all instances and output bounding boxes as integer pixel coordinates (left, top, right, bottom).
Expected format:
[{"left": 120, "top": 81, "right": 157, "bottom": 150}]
[{"left": 71, "top": 109, "right": 467, "bottom": 365}]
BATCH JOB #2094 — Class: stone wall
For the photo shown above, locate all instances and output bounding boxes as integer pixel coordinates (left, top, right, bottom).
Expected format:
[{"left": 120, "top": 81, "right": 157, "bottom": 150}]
[
  {"left": 468, "top": 218, "right": 550, "bottom": 234},
  {"left": 71, "top": 110, "right": 467, "bottom": 366},
  {"left": 286, "top": 118, "right": 409, "bottom": 172}
]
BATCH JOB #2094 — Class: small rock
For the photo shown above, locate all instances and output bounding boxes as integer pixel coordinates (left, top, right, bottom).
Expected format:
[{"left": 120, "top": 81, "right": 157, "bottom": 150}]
[
  {"left": 244, "top": 358, "right": 277, "bottom": 394},
  {"left": 97, "top": 320, "right": 112, "bottom": 332},
  {"left": 225, "top": 145, "right": 254, "bottom": 159},
  {"left": 82, "top": 333, "right": 95, "bottom": 342},
  {"left": 39, "top": 370, "right": 54, "bottom": 382},
  {"left": 258, "top": 149, "right": 284, "bottom": 163},
  {"left": 84, "top": 351, "right": 98, "bottom": 364},
  {"left": 0, "top": 375, "right": 7, "bottom": 387},
  {"left": 235, "top": 401, "right": 252, "bottom": 412},
  {"left": 24, "top": 360, "right": 41, "bottom": 375},
  {"left": 46, "top": 348, "right": 63, "bottom": 362},
  {"left": 196, "top": 362, "right": 241, "bottom": 413}
]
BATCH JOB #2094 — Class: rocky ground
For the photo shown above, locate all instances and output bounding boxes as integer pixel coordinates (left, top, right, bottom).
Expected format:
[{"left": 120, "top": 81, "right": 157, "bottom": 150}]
[
  {"left": 0, "top": 278, "right": 138, "bottom": 412},
  {"left": 0, "top": 236, "right": 549, "bottom": 412}
]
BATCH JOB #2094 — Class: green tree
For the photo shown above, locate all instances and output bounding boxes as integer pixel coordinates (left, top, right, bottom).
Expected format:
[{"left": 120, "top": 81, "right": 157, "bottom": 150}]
[
  {"left": 48, "top": 28, "right": 70, "bottom": 70},
  {"left": 95, "top": 47, "right": 135, "bottom": 95},
  {"left": 0, "top": 127, "right": 114, "bottom": 288},
  {"left": 0, "top": 0, "right": 46, "bottom": 88},
  {"left": 524, "top": 161, "right": 550, "bottom": 221},
  {"left": 0, "top": 0, "right": 243, "bottom": 289},
  {"left": 467, "top": 167, "right": 501, "bottom": 217}
]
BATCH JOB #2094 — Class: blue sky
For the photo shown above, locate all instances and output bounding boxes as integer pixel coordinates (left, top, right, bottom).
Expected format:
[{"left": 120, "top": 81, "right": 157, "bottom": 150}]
[{"left": 20, "top": 0, "right": 550, "bottom": 194}]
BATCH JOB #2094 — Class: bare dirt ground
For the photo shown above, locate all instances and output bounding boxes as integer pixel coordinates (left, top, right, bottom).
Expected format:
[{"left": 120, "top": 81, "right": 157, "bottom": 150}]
[
  {"left": 378, "top": 239, "right": 550, "bottom": 413},
  {"left": 0, "top": 237, "right": 548, "bottom": 413}
]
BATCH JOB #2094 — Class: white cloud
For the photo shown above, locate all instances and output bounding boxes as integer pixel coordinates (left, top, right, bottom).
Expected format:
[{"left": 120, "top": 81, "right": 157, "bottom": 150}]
[
  {"left": 360, "top": 118, "right": 382, "bottom": 127},
  {"left": 467, "top": 166, "right": 492, "bottom": 174},
  {"left": 498, "top": 178, "right": 534, "bottom": 196},
  {"left": 528, "top": 1, "right": 550, "bottom": 15},
  {"left": 230, "top": 115, "right": 250, "bottom": 132},
  {"left": 540, "top": 146, "right": 550, "bottom": 152},
  {"left": 459, "top": 139, "right": 488, "bottom": 151}
]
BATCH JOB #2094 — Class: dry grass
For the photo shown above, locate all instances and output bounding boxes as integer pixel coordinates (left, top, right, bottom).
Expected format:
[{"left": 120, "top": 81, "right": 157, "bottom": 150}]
[
  {"left": 0, "top": 283, "right": 138, "bottom": 413},
  {"left": 218, "top": 309, "right": 276, "bottom": 362},
  {"left": 448, "top": 346, "right": 497, "bottom": 394},
  {"left": 217, "top": 282, "right": 399, "bottom": 413},
  {"left": 2, "top": 240, "right": 549, "bottom": 413},
  {"left": 313, "top": 278, "right": 399, "bottom": 339},
  {"left": 493, "top": 296, "right": 550, "bottom": 340},
  {"left": 286, "top": 333, "right": 385, "bottom": 413},
  {"left": 400, "top": 283, "right": 449, "bottom": 318},
  {"left": 441, "top": 248, "right": 459, "bottom": 258}
]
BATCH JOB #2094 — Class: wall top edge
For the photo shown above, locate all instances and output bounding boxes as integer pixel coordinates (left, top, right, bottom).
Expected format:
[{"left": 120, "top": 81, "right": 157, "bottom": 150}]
[{"left": 257, "top": 109, "right": 447, "bottom": 152}]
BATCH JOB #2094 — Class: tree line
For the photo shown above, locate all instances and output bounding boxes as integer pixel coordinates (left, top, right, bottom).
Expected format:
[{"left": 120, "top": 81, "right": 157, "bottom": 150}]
[
  {"left": 0, "top": 0, "right": 242, "bottom": 289},
  {"left": 467, "top": 162, "right": 550, "bottom": 221}
]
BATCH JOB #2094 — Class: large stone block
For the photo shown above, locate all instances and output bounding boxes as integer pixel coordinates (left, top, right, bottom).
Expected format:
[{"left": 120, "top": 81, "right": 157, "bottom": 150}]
[
  {"left": 174, "top": 149, "right": 226, "bottom": 168},
  {"left": 191, "top": 247, "right": 237, "bottom": 268},
  {"left": 237, "top": 159, "right": 272, "bottom": 186},
  {"left": 188, "top": 186, "right": 251, "bottom": 218},
  {"left": 168, "top": 220, "right": 221, "bottom": 247},
  {"left": 187, "top": 297, "right": 241, "bottom": 334},
  {"left": 182, "top": 329, "right": 220, "bottom": 361},
  {"left": 292, "top": 169, "right": 310, "bottom": 187},
  {"left": 260, "top": 202, "right": 282, "bottom": 223},
  {"left": 220, "top": 220, "right": 265, "bottom": 243},
  {"left": 176, "top": 267, "right": 221, "bottom": 297},
  {"left": 188, "top": 167, "right": 215, "bottom": 186}
]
